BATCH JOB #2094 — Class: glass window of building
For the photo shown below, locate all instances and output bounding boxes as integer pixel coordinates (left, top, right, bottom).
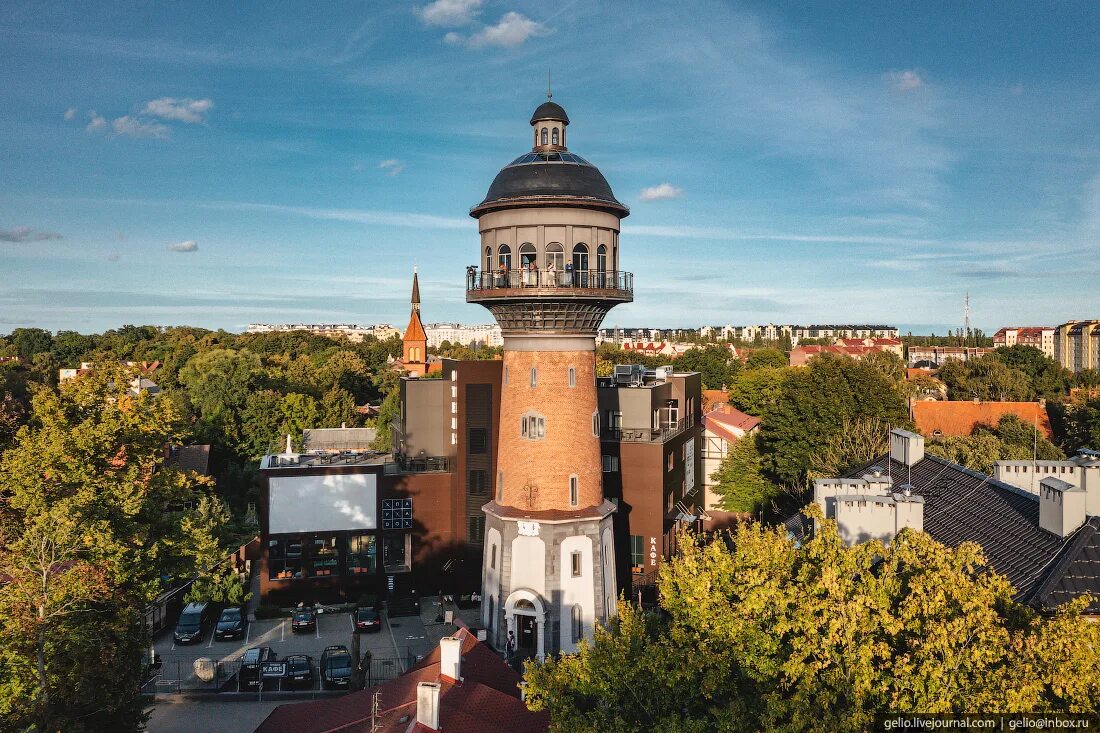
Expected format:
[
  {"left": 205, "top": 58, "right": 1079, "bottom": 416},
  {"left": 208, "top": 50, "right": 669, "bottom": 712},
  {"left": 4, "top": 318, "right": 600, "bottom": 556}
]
[
  {"left": 468, "top": 427, "right": 488, "bottom": 454},
  {"left": 545, "top": 242, "right": 564, "bottom": 272},
  {"left": 571, "top": 551, "right": 582, "bottom": 577},
  {"left": 630, "top": 535, "right": 644, "bottom": 570},
  {"left": 306, "top": 536, "right": 340, "bottom": 578},
  {"left": 602, "top": 455, "right": 619, "bottom": 473},
  {"left": 268, "top": 538, "right": 303, "bottom": 580},
  {"left": 568, "top": 366, "right": 576, "bottom": 388},
  {"left": 541, "top": 127, "right": 548, "bottom": 145},
  {"left": 569, "top": 475, "right": 578, "bottom": 506},
  {"left": 498, "top": 244, "right": 511, "bottom": 270},
  {"left": 348, "top": 534, "right": 377, "bottom": 574},
  {"left": 608, "top": 410, "right": 622, "bottom": 429},
  {"left": 592, "top": 411, "right": 600, "bottom": 436},
  {"left": 552, "top": 127, "right": 559, "bottom": 145},
  {"left": 468, "top": 469, "right": 488, "bottom": 496},
  {"left": 520, "top": 412, "right": 546, "bottom": 440},
  {"left": 468, "top": 514, "right": 485, "bottom": 543},
  {"left": 530, "top": 366, "right": 537, "bottom": 388},
  {"left": 571, "top": 604, "right": 583, "bottom": 643}
]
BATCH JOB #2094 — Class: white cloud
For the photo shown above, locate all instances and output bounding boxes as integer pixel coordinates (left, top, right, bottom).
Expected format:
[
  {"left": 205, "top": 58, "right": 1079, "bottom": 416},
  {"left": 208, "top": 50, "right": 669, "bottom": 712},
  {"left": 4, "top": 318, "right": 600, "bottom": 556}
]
[
  {"left": 416, "top": 0, "right": 483, "bottom": 26},
  {"left": 63, "top": 107, "right": 77, "bottom": 121},
  {"left": 112, "top": 115, "right": 170, "bottom": 139},
  {"left": 888, "top": 70, "right": 924, "bottom": 91},
  {"left": 449, "top": 12, "right": 548, "bottom": 49},
  {"left": 639, "top": 183, "right": 684, "bottom": 202},
  {"left": 86, "top": 110, "right": 107, "bottom": 132},
  {"left": 207, "top": 201, "right": 469, "bottom": 230},
  {"left": 0, "top": 227, "right": 63, "bottom": 243},
  {"left": 168, "top": 240, "right": 198, "bottom": 252},
  {"left": 378, "top": 159, "right": 406, "bottom": 176},
  {"left": 141, "top": 97, "right": 213, "bottom": 124}
]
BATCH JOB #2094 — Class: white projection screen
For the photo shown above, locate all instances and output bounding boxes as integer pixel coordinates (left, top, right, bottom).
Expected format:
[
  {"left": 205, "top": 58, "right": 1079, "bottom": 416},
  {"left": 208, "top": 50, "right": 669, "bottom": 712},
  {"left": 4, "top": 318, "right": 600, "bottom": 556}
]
[{"left": 268, "top": 473, "right": 377, "bottom": 534}]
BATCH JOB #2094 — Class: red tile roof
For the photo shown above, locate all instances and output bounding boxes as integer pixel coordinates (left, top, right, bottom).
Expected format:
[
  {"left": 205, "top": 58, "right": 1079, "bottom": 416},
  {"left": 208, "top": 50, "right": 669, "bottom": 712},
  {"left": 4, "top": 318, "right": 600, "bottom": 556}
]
[
  {"left": 912, "top": 400, "right": 1053, "bottom": 439},
  {"left": 254, "top": 626, "right": 547, "bottom": 733},
  {"left": 703, "top": 406, "right": 761, "bottom": 442}
]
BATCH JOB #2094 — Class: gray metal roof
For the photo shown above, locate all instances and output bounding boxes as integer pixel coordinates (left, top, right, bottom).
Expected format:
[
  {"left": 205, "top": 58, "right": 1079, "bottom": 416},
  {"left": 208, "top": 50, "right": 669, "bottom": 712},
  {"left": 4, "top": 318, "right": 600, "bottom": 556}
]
[
  {"left": 473, "top": 152, "right": 628, "bottom": 216},
  {"left": 530, "top": 100, "right": 569, "bottom": 125}
]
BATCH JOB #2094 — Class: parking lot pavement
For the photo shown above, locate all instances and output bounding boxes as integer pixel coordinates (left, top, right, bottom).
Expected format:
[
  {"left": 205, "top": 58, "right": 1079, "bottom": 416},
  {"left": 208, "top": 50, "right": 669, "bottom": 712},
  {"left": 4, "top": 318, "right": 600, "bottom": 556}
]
[{"left": 152, "top": 611, "right": 403, "bottom": 689}]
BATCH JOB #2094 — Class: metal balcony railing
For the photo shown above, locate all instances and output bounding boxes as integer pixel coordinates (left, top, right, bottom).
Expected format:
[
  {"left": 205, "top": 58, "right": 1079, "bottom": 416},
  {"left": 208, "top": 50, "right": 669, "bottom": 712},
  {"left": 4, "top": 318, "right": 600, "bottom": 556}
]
[
  {"left": 465, "top": 267, "right": 633, "bottom": 295},
  {"left": 604, "top": 415, "right": 695, "bottom": 443}
]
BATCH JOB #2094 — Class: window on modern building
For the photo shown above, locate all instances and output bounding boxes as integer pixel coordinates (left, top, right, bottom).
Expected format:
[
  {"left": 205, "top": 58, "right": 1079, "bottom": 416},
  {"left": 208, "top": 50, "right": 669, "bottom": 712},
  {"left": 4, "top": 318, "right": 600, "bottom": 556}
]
[
  {"left": 568, "top": 366, "right": 576, "bottom": 387},
  {"left": 571, "top": 551, "right": 582, "bottom": 577},
  {"left": 569, "top": 474, "right": 579, "bottom": 506},
  {"left": 552, "top": 127, "right": 560, "bottom": 145},
  {"left": 541, "top": 127, "right": 548, "bottom": 145},
  {"left": 608, "top": 410, "right": 622, "bottom": 430},
  {"left": 530, "top": 366, "right": 538, "bottom": 388},
  {"left": 268, "top": 538, "right": 303, "bottom": 580},
  {"left": 467, "top": 514, "right": 485, "bottom": 543},
  {"left": 630, "top": 535, "right": 644, "bottom": 570},
  {"left": 468, "top": 427, "right": 488, "bottom": 454},
  {"left": 602, "top": 455, "right": 619, "bottom": 473},
  {"left": 571, "top": 604, "right": 583, "bottom": 643},
  {"left": 348, "top": 534, "right": 377, "bottom": 575},
  {"left": 468, "top": 469, "right": 488, "bottom": 496},
  {"left": 306, "top": 536, "right": 341, "bottom": 578},
  {"left": 497, "top": 470, "right": 504, "bottom": 502},
  {"left": 592, "top": 411, "right": 600, "bottom": 436}
]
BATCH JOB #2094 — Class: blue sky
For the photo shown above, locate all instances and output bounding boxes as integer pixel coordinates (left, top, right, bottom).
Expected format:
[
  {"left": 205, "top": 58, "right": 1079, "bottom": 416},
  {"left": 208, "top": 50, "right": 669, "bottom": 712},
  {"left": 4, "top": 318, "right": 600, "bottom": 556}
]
[{"left": 2, "top": 1, "right": 1098, "bottom": 334}]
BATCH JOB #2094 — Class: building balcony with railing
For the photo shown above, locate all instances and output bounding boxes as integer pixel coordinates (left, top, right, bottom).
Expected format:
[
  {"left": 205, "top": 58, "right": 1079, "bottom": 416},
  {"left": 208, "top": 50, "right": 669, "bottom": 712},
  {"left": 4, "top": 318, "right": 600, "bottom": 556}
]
[
  {"left": 465, "top": 267, "right": 633, "bottom": 302},
  {"left": 603, "top": 415, "right": 695, "bottom": 443}
]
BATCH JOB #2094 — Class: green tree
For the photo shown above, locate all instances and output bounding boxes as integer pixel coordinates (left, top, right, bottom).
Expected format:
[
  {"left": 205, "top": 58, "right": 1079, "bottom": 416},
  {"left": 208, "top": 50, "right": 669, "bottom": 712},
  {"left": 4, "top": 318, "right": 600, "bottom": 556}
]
[
  {"left": 925, "top": 434, "right": 1004, "bottom": 473},
  {"left": 177, "top": 348, "right": 262, "bottom": 447},
  {"left": 320, "top": 386, "right": 358, "bottom": 428},
  {"left": 238, "top": 389, "right": 285, "bottom": 460},
  {"left": 673, "top": 345, "right": 741, "bottom": 390},
  {"left": 0, "top": 365, "right": 212, "bottom": 731},
  {"left": 524, "top": 520, "right": 1100, "bottom": 732},
  {"left": 860, "top": 349, "right": 906, "bottom": 384},
  {"left": 8, "top": 327, "right": 53, "bottom": 360},
  {"left": 745, "top": 347, "right": 787, "bottom": 370},
  {"left": 807, "top": 416, "right": 894, "bottom": 479},
  {"left": 727, "top": 367, "right": 792, "bottom": 418},
  {"left": 710, "top": 434, "right": 779, "bottom": 515},
  {"left": 279, "top": 392, "right": 320, "bottom": 446},
  {"left": 760, "top": 354, "right": 909, "bottom": 484},
  {"left": 371, "top": 375, "right": 402, "bottom": 452}
]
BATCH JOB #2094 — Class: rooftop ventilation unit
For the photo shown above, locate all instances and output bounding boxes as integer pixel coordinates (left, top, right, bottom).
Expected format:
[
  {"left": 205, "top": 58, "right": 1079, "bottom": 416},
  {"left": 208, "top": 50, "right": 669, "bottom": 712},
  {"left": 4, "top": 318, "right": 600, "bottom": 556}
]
[{"left": 614, "top": 364, "right": 645, "bottom": 386}]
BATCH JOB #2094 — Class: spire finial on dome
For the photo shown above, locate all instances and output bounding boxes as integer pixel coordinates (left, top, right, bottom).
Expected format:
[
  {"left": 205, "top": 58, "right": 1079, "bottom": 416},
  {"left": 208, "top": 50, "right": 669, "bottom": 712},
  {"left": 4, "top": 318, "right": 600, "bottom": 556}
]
[{"left": 547, "top": 67, "right": 552, "bottom": 100}]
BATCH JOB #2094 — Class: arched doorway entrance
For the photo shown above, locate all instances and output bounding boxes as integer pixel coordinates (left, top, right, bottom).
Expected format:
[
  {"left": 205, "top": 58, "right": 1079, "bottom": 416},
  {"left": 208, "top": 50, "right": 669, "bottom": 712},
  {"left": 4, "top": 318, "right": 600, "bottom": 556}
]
[{"left": 504, "top": 589, "right": 546, "bottom": 661}]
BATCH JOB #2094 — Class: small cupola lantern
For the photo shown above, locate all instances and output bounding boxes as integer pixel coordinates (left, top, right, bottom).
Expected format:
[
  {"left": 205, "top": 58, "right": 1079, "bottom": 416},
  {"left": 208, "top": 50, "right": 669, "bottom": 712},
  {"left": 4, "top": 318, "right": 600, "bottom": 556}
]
[{"left": 531, "top": 89, "right": 569, "bottom": 152}]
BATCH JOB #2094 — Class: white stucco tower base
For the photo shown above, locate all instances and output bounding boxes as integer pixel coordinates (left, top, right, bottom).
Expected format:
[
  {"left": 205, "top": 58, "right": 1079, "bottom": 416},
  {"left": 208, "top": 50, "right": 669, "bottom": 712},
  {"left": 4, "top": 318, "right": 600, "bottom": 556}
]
[{"left": 480, "top": 502, "right": 618, "bottom": 660}]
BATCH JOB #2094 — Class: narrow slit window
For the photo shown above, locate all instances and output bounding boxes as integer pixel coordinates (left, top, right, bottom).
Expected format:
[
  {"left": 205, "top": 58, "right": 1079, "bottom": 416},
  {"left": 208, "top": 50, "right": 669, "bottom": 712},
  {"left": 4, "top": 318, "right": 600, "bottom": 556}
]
[{"left": 569, "top": 475, "right": 578, "bottom": 506}]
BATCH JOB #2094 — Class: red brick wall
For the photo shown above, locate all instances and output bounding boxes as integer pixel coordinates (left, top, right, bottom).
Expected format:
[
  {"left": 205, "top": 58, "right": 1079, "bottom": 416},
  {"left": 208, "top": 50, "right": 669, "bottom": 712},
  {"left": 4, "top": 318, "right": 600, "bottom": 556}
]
[{"left": 497, "top": 349, "right": 603, "bottom": 511}]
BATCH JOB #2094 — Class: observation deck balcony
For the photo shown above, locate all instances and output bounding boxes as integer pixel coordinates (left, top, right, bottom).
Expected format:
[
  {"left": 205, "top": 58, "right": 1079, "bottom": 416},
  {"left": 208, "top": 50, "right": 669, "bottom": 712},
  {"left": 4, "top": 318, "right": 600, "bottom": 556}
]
[{"left": 465, "top": 267, "right": 633, "bottom": 304}]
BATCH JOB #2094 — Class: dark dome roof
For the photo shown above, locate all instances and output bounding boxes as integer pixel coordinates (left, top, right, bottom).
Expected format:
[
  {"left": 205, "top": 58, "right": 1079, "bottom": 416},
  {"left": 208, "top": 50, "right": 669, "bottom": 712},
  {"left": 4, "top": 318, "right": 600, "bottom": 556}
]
[
  {"left": 472, "top": 151, "right": 629, "bottom": 217},
  {"left": 530, "top": 101, "right": 569, "bottom": 125}
]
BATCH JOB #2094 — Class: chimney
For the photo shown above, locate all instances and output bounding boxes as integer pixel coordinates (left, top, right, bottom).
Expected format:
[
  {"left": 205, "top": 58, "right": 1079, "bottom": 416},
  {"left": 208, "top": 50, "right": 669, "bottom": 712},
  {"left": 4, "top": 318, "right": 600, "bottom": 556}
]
[
  {"left": 417, "top": 682, "right": 441, "bottom": 731},
  {"left": 440, "top": 635, "right": 462, "bottom": 683},
  {"left": 889, "top": 429, "right": 924, "bottom": 467},
  {"left": 1039, "top": 477, "right": 1086, "bottom": 538}
]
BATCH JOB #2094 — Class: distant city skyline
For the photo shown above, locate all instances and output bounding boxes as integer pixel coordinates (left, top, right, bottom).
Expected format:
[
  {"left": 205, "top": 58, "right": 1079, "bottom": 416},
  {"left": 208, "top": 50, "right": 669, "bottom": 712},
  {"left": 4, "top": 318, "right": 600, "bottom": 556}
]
[{"left": 2, "top": 2, "right": 1099, "bottom": 333}]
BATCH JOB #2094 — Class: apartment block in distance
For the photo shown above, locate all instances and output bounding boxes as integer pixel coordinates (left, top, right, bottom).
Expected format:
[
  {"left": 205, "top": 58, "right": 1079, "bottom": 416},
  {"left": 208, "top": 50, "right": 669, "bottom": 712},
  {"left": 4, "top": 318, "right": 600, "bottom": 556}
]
[
  {"left": 992, "top": 327, "right": 1055, "bottom": 359},
  {"left": 1054, "top": 320, "right": 1100, "bottom": 373}
]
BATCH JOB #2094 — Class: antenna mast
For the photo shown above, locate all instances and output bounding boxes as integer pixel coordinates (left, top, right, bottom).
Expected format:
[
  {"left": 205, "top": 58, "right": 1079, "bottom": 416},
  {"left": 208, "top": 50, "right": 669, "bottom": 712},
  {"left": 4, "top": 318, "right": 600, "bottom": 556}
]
[{"left": 963, "top": 292, "right": 971, "bottom": 343}]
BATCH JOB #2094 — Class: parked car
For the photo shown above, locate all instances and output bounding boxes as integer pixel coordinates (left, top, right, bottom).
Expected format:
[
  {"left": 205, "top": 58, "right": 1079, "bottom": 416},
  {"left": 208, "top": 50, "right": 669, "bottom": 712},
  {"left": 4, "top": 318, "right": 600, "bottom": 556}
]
[
  {"left": 352, "top": 607, "right": 381, "bottom": 633},
  {"left": 284, "top": 654, "right": 314, "bottom": 689},
  {"left": 238, "top": 646, "right": 276, "bottom": 690},
  {"left": 173, "top": 601, "right": 213, "bottom": 645},
  {"left": 214, "top": 607, "right": 245, "bottom": 640},
  {"left": 291, "top": 608, "right": 316, "bottom": 634},
  {"left": 320, "top": 645, "right": 354, "bottom": 690}
]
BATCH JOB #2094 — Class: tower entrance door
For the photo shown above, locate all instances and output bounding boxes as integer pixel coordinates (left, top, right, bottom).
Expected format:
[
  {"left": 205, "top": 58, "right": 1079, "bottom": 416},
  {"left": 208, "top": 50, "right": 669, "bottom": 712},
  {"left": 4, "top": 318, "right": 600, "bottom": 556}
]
[{"left": 516, "top": 614, "right": 537, "bottom": 657}]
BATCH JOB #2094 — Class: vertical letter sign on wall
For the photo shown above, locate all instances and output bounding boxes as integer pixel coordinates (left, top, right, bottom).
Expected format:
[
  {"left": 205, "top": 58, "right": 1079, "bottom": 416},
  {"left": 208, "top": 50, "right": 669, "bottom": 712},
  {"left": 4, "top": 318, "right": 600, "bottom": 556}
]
[{"left": 649, "top": 537, "right": 658, "bottom": 567}]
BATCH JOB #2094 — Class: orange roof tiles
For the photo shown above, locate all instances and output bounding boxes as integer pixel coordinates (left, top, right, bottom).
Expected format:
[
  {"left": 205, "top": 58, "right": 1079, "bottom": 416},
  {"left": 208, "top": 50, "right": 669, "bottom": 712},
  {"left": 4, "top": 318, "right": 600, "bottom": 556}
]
[{"left": 912, "top": 400, "right": 1053, "bottom": 439}]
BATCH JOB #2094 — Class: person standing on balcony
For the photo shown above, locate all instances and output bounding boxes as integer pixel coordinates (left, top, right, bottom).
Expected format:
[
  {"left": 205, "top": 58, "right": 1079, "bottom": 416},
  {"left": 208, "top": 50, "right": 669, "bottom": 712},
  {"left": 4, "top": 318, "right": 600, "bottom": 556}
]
[
  {"left": 564, "top": 261, "right": 573, "bottom": 286},
  {"left": 546, "top": 259, "right": 556, "bottom": 286},
  {"left": 497, "top": 261, "right": 508, "bottom": 288}
]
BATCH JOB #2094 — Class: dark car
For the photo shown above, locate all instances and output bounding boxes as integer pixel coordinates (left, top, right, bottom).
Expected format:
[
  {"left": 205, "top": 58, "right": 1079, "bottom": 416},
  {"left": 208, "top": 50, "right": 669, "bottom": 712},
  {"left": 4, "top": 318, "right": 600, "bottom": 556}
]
[
  {"left": 214, "top": 607, "right": 245, "bottom": 640},
  {"left": 238, "top": 646, "right": 276, "bottom": 690},
  {"left": 352, "top": 607, "right": 381, "bottom": 633},
  {"left": 291, "top": 608, "right": 316, "bottom": 634},
  {"left": 320, "top": 645, "right": 354, "bottom": 690},
  {"left": 173, "top": 601, "right": 213, "bottom": 644},
  {"left": 284, "top": 654, "right": 314, "bottom": 689}
]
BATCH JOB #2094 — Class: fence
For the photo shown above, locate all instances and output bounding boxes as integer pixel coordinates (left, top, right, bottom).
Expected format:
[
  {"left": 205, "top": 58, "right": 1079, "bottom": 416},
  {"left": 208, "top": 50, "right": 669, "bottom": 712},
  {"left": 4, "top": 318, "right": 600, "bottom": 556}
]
[{"left": 143, "top": 650, "right": 413, "bottom": 696}]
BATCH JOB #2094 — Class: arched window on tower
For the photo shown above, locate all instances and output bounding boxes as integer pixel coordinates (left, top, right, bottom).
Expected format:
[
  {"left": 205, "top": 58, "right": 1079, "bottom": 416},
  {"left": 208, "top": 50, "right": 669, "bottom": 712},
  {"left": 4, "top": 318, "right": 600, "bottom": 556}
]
[
  {"left": 541, "top": 127, "right": 548, "bottom": 145},
  {"left": 572, "top": 243, "right": 589, "bottom": 286},
  {"left": 597, "top": 244, "right": 608, "bottom": 287},
  {"left": 485, "top": 246, "right": 492, "bottom": 273},
  {"left": 546, "top": 242, "right": 564, "bottom": 277},
  {"left": 498, "top": 244, "right": 512, "bottom": 273},
  {"left": 552, "top": 127, "right": 559, "bottom": 146}
]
